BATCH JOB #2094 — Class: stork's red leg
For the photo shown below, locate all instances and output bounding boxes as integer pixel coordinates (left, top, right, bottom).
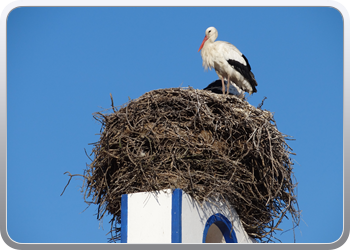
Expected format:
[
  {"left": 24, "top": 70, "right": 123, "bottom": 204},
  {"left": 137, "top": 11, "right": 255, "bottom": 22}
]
[
  {"left": 221, "top": 77, "right": 225, "bottom": 95},
  {"left": 226, "top": 81, "right": 229, "bottom": 95}
]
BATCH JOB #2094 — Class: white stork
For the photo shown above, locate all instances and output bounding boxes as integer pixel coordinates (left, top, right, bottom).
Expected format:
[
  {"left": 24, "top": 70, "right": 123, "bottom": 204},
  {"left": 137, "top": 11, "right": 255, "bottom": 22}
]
[{"left": 198, "top": 27, "right": 257, "bottom": 95}]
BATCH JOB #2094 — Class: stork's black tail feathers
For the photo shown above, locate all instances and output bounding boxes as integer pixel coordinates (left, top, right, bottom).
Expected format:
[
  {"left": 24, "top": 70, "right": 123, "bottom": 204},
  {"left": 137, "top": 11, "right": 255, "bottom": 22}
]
[{"left": 249, "top": 71, "right": 258, "bottom": 93}]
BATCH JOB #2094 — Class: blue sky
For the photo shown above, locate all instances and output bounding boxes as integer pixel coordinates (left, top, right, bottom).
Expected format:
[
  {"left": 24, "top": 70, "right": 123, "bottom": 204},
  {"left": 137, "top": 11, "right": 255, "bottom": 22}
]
[{"left": 6, "top": 6, "right": 343, "bottom": 244}]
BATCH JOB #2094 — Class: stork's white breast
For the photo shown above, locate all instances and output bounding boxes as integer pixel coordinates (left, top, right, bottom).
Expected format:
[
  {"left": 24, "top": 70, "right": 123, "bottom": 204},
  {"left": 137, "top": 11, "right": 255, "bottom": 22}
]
[{"left": 201, "top": 41, "right": 247, "bottom": 73}]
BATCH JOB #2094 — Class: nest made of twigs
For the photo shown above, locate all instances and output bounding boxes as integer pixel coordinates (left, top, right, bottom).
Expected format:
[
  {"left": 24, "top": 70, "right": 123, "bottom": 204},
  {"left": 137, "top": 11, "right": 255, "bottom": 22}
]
[{"left": 64, "top": 87, "right": 300, "bottom": 243}]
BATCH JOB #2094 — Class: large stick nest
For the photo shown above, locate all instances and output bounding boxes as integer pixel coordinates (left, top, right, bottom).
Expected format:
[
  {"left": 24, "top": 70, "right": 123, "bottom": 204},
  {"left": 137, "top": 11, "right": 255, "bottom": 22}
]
[{"left": 72, "top": 87, "right": 300, "bottom": 242}]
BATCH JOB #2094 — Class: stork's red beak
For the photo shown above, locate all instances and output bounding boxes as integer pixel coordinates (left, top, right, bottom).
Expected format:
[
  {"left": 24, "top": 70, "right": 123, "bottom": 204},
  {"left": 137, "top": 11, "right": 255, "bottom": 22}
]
[{"left": 198, "top": 36, "right": 208, "bottom": 52}]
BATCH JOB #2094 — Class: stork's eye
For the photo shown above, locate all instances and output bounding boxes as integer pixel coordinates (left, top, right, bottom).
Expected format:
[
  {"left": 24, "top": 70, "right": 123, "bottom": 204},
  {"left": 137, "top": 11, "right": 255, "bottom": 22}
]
[{"left": 208, "top": 30, "right": 211, "bottom": 33}]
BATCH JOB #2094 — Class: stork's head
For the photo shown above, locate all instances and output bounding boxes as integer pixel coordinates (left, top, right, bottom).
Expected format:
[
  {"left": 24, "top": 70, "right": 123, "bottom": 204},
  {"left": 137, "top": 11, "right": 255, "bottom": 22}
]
[
  {"left": 198, "top": 27, "right": 218, "bottom": 52},
  {"left": 205, "top": 27, "right": 218, "bottom": 41}
]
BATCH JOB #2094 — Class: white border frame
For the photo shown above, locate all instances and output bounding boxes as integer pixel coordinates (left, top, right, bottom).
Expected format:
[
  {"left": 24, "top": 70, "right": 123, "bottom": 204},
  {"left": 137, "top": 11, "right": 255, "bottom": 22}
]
[{"left": 1, "top": 1, "right": 348, "bottom": 250}]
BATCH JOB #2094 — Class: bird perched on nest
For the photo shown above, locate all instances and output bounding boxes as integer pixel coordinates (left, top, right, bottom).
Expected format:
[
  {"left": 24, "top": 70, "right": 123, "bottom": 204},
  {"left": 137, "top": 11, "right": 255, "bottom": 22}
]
[
  {"left": 204, "top": 79, "right": 245, "bottom": 98},
  {"left": 198, "top": 27, "right": 258, "bottom": 96}
]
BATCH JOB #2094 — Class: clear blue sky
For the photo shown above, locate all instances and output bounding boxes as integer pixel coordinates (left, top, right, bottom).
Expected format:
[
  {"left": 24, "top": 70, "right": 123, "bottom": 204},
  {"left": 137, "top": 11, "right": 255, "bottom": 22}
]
[{"left": 7, "top": 7, "right": 343, "bottom": 243}]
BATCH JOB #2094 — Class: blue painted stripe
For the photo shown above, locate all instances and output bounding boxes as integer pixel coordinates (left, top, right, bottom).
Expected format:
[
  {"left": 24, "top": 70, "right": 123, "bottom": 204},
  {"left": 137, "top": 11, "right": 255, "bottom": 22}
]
[
  {"left": 202, "top": 213, "right": 238, "bottom": 243},
  {"left": 121, "top": 194, "right": 128, "bottom": 243},
  {"left": 171, "top": 189, "right": 182, "bottom": 243}
]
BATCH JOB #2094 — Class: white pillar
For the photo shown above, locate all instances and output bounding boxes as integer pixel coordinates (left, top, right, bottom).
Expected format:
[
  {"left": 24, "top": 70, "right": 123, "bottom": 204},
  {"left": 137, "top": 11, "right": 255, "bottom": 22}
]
[{"left": 121, "top": 189, "right": 257, "bottom": 243}]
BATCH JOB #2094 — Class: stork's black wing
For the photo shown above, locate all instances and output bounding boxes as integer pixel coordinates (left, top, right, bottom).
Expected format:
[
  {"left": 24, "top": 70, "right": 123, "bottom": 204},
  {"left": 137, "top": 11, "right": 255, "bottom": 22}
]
[
  {"left": 203, "top": 80, "right": 234, "bottom": 95},
  {"left": 227, "top": 54, "right": 258, "bottom": 93}
]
